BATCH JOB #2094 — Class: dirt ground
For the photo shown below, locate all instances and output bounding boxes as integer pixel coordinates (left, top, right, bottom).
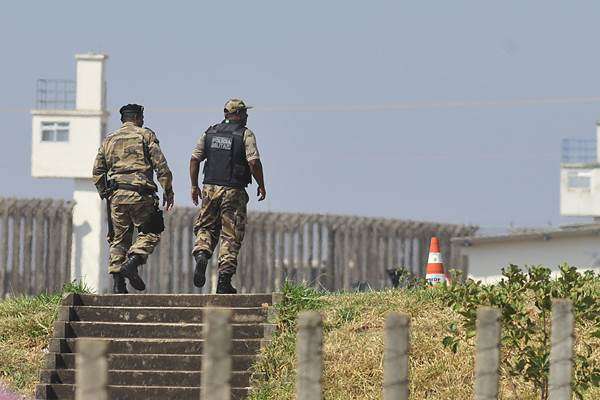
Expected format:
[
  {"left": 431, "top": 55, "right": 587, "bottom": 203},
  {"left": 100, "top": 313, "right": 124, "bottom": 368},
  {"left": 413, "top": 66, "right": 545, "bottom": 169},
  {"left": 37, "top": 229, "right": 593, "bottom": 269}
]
[{"left": 0, "top": 384, "right": 27, "bottom": 400}]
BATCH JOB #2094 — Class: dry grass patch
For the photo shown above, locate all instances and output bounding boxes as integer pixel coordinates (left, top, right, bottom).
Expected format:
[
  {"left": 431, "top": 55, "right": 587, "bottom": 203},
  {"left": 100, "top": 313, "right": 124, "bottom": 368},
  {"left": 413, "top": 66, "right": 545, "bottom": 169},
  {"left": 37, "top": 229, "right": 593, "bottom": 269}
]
[
  {"left": 0, "top": 292, "right": 60, "bottom": 396},
  {"left": 250, "top": 284, "right": 599, "bottom": 400},
  {"left": 0, "top": 282, "right": 90, "bottom": 397}
]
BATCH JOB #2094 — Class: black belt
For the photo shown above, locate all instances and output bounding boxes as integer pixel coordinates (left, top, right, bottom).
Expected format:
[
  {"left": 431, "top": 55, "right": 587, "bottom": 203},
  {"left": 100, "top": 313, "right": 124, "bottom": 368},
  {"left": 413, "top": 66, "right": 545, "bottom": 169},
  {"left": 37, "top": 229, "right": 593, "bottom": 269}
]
[{"left": 114, "top": 183, "right": 155, "bottom": 196}]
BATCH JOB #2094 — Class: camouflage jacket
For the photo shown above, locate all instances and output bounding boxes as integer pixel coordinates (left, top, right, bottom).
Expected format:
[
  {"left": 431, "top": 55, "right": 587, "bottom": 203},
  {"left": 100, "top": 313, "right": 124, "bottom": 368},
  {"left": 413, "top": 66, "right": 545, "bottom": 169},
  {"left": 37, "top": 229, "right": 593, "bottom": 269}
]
[{"left": 92, "top": 122, "right": 174, "bottom": 204}]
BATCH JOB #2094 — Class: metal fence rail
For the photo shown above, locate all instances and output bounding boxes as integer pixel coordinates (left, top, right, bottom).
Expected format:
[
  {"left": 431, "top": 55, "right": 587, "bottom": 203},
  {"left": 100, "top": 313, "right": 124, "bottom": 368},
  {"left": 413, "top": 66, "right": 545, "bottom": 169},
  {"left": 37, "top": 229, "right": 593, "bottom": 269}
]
[
  {"left": 0, "top": 198, "right": 74, "bottom": 298},
  {"left": 144, "top": 209, "right": 477, "bottom": 294},
  {"left": 561, "top": 138, "right": 597, "bottom": 164},
  {"left": 35, "top": 79, "right": 76, "bottom": 110}
]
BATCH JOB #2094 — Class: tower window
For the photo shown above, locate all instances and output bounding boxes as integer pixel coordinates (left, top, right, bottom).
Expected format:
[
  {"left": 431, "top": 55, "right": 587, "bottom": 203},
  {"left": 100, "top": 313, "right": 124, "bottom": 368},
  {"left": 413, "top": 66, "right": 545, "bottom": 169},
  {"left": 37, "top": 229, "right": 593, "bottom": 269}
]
[
  {"left": 41, "top": 121, "right": 69, "bottom": 142},
  {"left": 567, "top": 170, "right": 591, "bottom": 190}
]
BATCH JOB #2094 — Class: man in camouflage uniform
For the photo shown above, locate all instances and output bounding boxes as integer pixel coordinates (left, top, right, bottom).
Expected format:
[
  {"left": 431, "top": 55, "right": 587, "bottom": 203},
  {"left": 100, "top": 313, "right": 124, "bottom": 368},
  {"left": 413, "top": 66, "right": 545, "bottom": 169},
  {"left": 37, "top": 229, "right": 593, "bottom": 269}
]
[
  {"left": 189, "top": 99, "right": 266, "bottom": 294},
  {"left": 93, "top": 104, "right": 174, "bottom": 293}
]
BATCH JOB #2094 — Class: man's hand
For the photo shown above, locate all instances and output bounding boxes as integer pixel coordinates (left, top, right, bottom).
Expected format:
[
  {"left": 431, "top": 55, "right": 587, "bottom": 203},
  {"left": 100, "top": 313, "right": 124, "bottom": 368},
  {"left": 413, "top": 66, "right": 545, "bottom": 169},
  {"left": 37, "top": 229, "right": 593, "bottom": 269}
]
[
  {"left": 257, "top": 186, "right": 266, "bottom": 201},
  {"left": 163, "top": 192, "right": 175, "bottom": 211},
  {"left": 191, "top": 186, "right": 201, "bottom": 206},
  {"left": 248, "top": 159, "right": 266, "bottom": 202}
]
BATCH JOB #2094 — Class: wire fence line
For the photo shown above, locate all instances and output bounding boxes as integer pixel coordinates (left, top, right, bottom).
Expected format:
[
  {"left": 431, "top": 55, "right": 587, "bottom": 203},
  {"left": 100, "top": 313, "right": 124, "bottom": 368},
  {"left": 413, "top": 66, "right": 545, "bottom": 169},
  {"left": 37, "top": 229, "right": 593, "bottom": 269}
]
[{"left": 6, "top": 94, "right": 600, "bottom": 114}]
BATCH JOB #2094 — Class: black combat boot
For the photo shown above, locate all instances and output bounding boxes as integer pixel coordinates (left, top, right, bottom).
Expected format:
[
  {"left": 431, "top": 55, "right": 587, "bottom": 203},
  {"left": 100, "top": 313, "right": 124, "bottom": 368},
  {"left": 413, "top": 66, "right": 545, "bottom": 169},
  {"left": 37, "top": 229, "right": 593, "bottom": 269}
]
[
  {"left": 111, "top": 272, "right": 128, "bottom": 294},
  {"left": 193, "top": 251, "right": 210, "bottom": 288},
  {"left": 216, "top": 272, "right": 237, "bottom": 294},
  {"left": 120, "top": 254, "right": 146, "bottom": 291}
]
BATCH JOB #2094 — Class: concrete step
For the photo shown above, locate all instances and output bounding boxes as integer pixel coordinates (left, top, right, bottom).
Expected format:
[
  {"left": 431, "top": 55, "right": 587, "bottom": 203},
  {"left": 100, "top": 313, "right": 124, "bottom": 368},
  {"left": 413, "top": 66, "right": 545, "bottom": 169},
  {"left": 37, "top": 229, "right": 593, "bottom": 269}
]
[
  {"left": 54, "top": 321, "right": 273, "bottom": 339},
  {"left": 49, "top": 337, "right": 264, "bottom": 355},
  {"left": 35, "top": 384, "right": 250, "bottom": 400},
  {"left": 59, "top": 306, "right": 269, "bottom": 324},
  {"left": 67, "top": 293, "right": 273, "bottom": 308},
  {"left": 44, "top": 353, "right": 256, "bottom": 371},
  {"left": 39, "top": 293, "right": 279, "bottom": 400},
  {"left": 39, "top": 369, "right": 253, "bottom": 387}
]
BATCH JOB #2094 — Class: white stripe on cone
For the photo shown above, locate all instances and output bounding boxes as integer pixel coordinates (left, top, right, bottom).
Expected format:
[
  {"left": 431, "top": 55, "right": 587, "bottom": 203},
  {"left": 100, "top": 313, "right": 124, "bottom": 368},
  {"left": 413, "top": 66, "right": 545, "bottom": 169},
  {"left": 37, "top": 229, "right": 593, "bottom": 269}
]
[
  {"left": 428, "top": 252, "right": 443, "bottom": 264},
  {"left": 426, "top": 273, "right": 446, "bottom": 284}
]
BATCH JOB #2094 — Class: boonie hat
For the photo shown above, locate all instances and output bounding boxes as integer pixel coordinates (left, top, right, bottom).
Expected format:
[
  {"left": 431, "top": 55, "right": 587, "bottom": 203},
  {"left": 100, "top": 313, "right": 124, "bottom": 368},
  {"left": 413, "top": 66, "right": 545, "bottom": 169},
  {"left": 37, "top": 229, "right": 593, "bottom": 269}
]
[{"left": 224, "top": 99, "right": 252, "bottom": 114}]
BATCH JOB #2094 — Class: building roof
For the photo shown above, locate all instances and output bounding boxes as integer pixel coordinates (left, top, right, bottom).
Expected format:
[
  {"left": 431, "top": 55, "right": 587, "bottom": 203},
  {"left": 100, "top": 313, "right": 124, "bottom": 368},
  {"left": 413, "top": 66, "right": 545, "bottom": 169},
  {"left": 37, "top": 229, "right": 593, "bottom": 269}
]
[
  {"left": 75, "top": 53, "right": 108, "bottom": 61},
  {"left": 451, "top": 223, "right": 600, "bottom": 246}
]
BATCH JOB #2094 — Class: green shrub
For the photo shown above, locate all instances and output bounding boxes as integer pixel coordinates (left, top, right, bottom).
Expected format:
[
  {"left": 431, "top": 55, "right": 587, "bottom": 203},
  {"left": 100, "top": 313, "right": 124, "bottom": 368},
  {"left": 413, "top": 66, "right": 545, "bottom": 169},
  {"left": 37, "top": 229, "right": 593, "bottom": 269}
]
[
  {"left": 250, "top": 281, "right": 324, "bottom": 399},
  {"left": 274, "top": 280, "right": 325, "bottom": 332},
  {"left": 442, "top": 264, "right": 600, "bottom": 400}
]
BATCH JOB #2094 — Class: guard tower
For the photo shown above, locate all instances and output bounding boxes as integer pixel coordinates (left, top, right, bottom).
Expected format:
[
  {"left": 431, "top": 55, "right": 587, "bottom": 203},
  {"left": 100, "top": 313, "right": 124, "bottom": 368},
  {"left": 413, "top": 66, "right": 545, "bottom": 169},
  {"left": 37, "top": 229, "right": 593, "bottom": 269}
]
[
  {"left": 560, "top": 124, "right": 600, "bottom": 217},
  {"left": 31, "top": 53, "right": 109, "bottom": 292}
]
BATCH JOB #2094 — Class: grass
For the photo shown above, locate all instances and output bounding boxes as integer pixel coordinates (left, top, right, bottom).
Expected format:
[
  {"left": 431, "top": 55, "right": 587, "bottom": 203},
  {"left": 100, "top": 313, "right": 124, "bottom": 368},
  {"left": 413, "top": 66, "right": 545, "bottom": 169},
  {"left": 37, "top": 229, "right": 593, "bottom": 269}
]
[
  {"left": 249, "top": 281, "right": 600, "bottom": 400},
  {"left": 0, "top": 277, "right": 597, "bottom": 399},
  {"left": 0, "top": 281, "right": 91, "bottom": 396}
]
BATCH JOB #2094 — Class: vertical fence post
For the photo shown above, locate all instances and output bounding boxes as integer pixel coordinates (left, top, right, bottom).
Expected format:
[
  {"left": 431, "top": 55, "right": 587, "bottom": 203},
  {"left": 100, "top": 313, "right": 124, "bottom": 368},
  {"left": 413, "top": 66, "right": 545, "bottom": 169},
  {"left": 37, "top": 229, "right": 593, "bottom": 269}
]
[
  {"left": 201, "top": 308, "right": 232, "bottom": 400},
  {"left": 549, "top": 299, "right": 574, "bottom": 400},
  {"left": 0, "top": 199, "right": 12, "bottom": 298},
  {"left": 76, "top": 339, "right": 108, "bottom": 400},
  {"left": 297, "top": 311, "right": 323, "bottom": 400},
  {"left": 384, "top": 312, "right": 410, "bottom": 400},
  {"left": 326, "top": 227, "right": 336, "bottom": 291},
  {"left": 474, "top": 307, "right": 501, "bottom": 400},
  {"left": 22, "top": 201, "right": 36, "bottom": 295}
]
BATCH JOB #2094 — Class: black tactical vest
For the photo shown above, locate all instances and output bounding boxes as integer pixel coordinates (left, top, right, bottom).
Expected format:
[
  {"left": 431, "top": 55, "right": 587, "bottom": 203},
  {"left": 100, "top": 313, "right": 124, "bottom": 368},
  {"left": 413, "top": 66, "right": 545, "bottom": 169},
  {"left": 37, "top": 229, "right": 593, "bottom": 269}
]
[{"left": 202, "top": 122, "right": 252, "bottom": 188}]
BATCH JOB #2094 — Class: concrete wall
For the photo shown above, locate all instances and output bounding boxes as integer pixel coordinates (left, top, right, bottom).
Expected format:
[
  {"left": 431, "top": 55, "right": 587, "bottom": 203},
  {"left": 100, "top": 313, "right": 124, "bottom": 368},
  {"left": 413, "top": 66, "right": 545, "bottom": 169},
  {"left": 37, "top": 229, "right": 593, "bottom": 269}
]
[
  {"left": 462, "top": 235, "right": 600, "bottom": 283},
  {"left": 560, "top": 167, "right": 594, "bottom": 216},
  {"left": 31, "top": 111, "right": 106, "bottom": 179},
  {"left": 75, "top": 53, "right": 107, "bottom": 111},
  {"left": 560, "top": 123, "right": 600, "bottom": 217},
  {"left": 71, "top": 179, "right": 108, "bottom": 292}
]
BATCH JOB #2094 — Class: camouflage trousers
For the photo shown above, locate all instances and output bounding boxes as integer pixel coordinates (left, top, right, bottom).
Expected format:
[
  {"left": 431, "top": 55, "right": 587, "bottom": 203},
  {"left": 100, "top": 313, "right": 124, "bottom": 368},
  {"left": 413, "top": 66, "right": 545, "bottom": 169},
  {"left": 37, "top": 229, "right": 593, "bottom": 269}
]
[
  {"left": 108, "top": 200, "right": 161, "bottom": 274},
  {"left": 193, "top": 185, "right": 249, "bottom": 275}
]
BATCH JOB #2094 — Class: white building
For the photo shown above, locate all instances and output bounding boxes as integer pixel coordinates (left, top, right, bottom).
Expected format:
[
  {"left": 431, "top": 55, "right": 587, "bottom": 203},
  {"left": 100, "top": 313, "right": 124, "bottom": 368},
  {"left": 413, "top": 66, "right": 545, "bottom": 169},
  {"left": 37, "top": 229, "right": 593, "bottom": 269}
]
[
  {"left": 454, "top": 123, "right": 600, "bottom": 282},
  {"left": 31, "top": 53, "right": 109, "bottom": 292},
  {"left": 560, "top": 123, "right": 600, "bottom": 216},
  {"left": 452, "top": 225, "right": 600, "bottom": 283}
]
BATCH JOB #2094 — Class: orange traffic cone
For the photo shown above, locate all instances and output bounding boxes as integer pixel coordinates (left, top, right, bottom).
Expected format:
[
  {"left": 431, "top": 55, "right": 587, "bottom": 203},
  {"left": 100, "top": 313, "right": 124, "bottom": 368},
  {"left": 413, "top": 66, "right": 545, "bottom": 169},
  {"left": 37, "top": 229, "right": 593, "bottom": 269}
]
[{"left": 426, "top": 237, "right": 447, "bottom": 285}]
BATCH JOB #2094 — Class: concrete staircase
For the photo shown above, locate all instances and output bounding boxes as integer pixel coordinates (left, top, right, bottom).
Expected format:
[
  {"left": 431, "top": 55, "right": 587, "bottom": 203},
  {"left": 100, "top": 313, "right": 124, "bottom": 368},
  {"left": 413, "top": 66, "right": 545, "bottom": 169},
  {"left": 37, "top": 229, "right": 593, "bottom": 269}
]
[{"left": 35, "top": 293, "right": 277, "bottom": 400}]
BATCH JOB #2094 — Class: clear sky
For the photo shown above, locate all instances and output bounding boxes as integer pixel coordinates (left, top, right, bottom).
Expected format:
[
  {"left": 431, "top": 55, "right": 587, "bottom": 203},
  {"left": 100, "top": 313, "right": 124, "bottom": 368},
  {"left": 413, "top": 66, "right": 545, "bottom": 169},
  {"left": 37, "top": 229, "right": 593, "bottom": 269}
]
[{"left": 1, "top": 1, "right": 600, "bottom": 230}]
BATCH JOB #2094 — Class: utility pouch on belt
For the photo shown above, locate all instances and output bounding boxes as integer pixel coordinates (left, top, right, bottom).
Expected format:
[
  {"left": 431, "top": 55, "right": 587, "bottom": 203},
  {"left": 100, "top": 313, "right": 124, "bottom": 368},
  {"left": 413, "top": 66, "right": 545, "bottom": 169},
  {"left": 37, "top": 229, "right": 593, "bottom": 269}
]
[
  {"left": 139, "top": 206, "right": 165, "bottom": 234},
  {"left": 97, "top": 174, "right": 117, "bottom": 200}
]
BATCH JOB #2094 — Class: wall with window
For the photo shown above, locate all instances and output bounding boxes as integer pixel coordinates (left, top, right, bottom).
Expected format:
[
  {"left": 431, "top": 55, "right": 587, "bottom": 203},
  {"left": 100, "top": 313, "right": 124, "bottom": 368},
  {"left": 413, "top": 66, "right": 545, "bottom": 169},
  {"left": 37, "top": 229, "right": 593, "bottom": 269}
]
[
  {"left": 31, "top": 112, "right": 105, "bottom": 178},
  {"left": 459, "top": 234, "right": 600, "bottom": 283},
  {"left": 566, "top": 170, "right": 591, "bottom": 190},
  {"left": 560, "top": 167, "right": 596, "bottom": 216},
  {"left": 41, "top": 121, "right": 70, "bottom": 142}
]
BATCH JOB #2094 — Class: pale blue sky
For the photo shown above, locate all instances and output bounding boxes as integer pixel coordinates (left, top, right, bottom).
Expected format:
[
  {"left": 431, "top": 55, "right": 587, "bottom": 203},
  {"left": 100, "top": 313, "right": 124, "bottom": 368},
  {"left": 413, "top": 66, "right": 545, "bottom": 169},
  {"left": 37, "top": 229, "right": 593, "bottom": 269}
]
[{"left": 1, "top": 1, "right": 600, "bottom": 230}]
